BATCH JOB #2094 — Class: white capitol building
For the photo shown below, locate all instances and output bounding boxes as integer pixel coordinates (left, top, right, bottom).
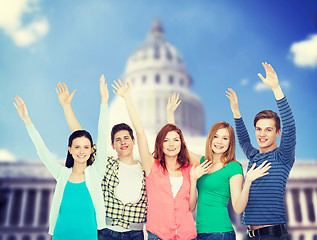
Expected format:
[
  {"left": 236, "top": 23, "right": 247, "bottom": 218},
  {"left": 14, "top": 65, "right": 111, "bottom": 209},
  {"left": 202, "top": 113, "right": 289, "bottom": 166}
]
[{"left": 0, "top": 20, "right": 316, "bottom": 240}]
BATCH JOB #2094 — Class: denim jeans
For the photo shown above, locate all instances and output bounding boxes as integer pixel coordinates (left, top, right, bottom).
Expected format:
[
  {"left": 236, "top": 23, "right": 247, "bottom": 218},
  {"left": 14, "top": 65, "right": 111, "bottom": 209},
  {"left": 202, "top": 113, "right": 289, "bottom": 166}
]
[
  {"left": 98, "top": 228, "right": 144, "bottom": 240},
  {"left": 246, "top": 233, "right": 289, "bottom": 240},
  {"left": 198, "top": 231, "right": 236, "bottom": 240},
  {"left": 148, "top": 231, "right": 197, "bottom": 240}
]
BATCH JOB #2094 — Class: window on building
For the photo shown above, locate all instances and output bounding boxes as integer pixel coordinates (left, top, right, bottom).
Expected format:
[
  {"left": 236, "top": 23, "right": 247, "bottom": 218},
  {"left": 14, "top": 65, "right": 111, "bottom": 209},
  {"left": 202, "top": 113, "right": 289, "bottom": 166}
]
[
  {"left": 154, "top": 45, "right": 160, "bottom": 59},
  {"left": 313, "top": 234, "right": 317, "bottom": 240},
  {"left": 10, "top": 189, "right": 22, "bottom": 225},
  {"left": 37, "top": 235, "right": 47, "bottom": 240},
  {"left": 291, "top": 189, "right": 302, "bottom": 222},
  {"left": 7, "top": 235, "right": 17, "bottom": 240},
  {"left": 169, "top": 76, "right": 174, "bottom": 84},
  {"left": 165, "top": 47, "right": 172, "bottom": 61},
  {"left": 155, "top": 74, "right": 160, "bottom": 84},
  {"left": 180, "top": 79, "right": 184, "bottom": 86},
  {"left": 142, "top": 76, "right": 146, "bottom": 84},
  {"left": 304, "top": 188, "right": 315, "bottom": 222},
  {"left": 24, "top": 189, "right": 36, "bottom": 225},
  {"left": 22, "top": 235, "right": 31, "bottom": 240},
  {"left": 0, "top": 188, "right": 10, "bottom": 225},
  {"left": 39, "top": 189, "right": 50, "bottom": 225},
  {"left": 299, "top": 235, "right": 304, "bottom": 240}
]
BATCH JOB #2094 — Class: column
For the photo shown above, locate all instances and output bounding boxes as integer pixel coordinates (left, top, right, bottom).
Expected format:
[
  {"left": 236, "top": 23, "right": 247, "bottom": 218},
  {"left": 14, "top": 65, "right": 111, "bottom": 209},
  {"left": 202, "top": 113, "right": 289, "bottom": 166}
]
[
  {"left": 299, "top": 189, "right": 309, "bottom": 225},
  {"left": 32, "top": 188, "right": 42, "bottom": 227},
  {"left": 18, "top": 188, "right": 28, "bottom": 227},
  {"left": 285, "top": 188, "right": 296, "bottom": 226}
]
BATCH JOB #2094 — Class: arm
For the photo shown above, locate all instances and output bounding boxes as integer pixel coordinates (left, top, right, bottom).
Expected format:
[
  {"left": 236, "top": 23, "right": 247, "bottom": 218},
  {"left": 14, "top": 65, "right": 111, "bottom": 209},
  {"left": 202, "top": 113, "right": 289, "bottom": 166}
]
[
  {"left": 166, "top": 92, "right": 202, "bottom": 164},
  {"left": 230, "top": 161, "right": 271, "bottom": 214},
  {"left": 189, "top": 160, "right": 212, "bottom": 211},
  {"left": 55, "top": 82, "right": 82, "bottom": 132},
  {"left": 258, "top": 63, "right": 296, "bottom": 164},
  {"left": 14, "top": 96, "right": 62, "bottom": 179},
  {"left": 226, "top": 88, "right": 257, "bottom": 158},
  {"left": 111, "top": 80, "right": 154, "bottom": 175},
  {"left": 92, "top": 75, "right": 109, "bottom": 176}
]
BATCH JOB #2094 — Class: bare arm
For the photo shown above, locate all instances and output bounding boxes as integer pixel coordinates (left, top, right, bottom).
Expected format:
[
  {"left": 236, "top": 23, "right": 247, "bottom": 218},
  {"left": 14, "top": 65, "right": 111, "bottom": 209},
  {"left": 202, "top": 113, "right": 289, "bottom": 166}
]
[
  {"left": 112, "top": 80, "right": 154, "bottom": 175},
  {"left": 55, "top": 82, "right": 82, "bottom": 132},
  {"left": 230, "top": 161, "right": 271, "bottom": 214},
  {"left": 258, "top": 62, "right": 284, "bottom": 100},
  {"left": 226, "top": 88, "right": 241, "bottom": 119},
  {"left": 189, "top": 160, "right": 212, "bottom": 211},
  {"left": 166, "top": 92, "right": 202, "bottom": 164}
]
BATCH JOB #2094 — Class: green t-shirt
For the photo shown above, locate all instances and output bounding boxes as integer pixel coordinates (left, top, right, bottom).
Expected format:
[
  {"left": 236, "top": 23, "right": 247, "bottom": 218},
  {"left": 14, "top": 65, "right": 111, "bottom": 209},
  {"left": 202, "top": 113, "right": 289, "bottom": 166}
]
[{"left": 196, "top": 156, "right": 243, "bottom": 233}]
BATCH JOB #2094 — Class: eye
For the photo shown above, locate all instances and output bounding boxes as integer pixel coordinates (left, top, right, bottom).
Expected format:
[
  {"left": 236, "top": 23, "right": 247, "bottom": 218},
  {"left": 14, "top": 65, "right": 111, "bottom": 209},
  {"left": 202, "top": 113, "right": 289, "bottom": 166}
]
[
  {"left": 74, "top": 146, "right": 79, "bottom": 149},
  {"left": 85, "top": 146, "right": 90, "bottom": 149},
  {"left": 267, "top": 129, "right": 272, "bottom": 132},
  {"left": 164, "top": 139, "right": 168, "bottom": 142},
  {"left": 224, "top": 137, "right": 228, "bottom": 141},
  {"left": 256, "top": 128, "right": 261, "bottom": 131},
  {"left": 214, "top": 135, "right": 218, "bottom": 138}
]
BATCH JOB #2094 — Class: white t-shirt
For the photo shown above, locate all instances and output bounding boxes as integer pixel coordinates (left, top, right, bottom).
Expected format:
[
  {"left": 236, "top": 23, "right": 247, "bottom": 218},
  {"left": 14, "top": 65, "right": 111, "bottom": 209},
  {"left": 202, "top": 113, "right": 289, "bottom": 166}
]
[
  {"left": 169, "top": 176, "right": 183, "bottom": 198},
  {"left": 107, "top": 161, "right": 144, "bottom": 232}
]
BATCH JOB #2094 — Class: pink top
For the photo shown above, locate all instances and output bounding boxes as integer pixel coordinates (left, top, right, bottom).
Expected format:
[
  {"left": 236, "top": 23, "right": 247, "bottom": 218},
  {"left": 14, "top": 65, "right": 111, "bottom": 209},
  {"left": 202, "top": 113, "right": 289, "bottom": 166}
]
[{"left": 145, "top": 161, "right": 197, "bottom": 240}]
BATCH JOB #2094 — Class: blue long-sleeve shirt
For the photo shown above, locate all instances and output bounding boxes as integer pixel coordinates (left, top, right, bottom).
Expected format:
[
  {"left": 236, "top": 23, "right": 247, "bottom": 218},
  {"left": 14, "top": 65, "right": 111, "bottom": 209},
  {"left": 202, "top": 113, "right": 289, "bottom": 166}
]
[{"left": 235, "top": 97, "right": 296, "bottom": 225}]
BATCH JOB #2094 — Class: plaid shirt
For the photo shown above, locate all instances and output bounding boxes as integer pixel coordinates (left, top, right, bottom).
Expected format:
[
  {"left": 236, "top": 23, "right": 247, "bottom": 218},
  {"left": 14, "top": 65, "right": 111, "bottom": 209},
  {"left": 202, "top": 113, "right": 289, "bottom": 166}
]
[{"left": 101, "top": 156, "right": 147, "bottom": 229}]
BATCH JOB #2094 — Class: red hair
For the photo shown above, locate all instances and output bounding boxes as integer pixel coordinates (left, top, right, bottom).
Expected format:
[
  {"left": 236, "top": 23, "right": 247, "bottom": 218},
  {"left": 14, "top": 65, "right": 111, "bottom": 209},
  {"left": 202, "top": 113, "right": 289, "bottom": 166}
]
[{"left": 153, "top": 124, "right": 190, "bottom": 171}]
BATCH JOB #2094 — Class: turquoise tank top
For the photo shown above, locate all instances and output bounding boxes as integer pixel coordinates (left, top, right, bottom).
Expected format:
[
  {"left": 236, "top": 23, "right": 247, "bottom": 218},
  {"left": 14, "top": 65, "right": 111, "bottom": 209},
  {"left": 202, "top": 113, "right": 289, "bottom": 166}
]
[{"left": 53, "top": 181, "right": 97, "bottom": 240}]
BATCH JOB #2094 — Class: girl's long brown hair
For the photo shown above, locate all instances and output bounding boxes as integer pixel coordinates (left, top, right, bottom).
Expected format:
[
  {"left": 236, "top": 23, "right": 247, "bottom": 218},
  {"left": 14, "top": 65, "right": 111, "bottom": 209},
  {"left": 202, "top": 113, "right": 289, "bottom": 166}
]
[
  {"left": 153, "top": 124, "right": 190, "bottom": 171},
  {"left": 205, "top": 121, "right": 236, "bottom": 166}
]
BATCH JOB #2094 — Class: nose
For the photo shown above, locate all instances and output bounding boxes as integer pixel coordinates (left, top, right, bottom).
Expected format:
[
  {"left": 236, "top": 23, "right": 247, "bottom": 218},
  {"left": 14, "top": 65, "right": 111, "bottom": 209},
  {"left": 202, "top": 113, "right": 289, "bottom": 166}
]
[{"left": 259, "top": 130, "right": 266, "bottom": 136}]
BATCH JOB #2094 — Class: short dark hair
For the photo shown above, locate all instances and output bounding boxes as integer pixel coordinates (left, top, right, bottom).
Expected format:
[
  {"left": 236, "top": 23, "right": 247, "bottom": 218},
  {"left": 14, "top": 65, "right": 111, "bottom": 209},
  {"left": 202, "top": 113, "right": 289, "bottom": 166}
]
[
  {"left": 111, "top": 123, "right": 134, "bottom": 144},
  {"left": 254, "top": 110, "right": 281, "bottom": 132},
  {"left": 65, "top": 130, "right": 94, "bottom": 168}
]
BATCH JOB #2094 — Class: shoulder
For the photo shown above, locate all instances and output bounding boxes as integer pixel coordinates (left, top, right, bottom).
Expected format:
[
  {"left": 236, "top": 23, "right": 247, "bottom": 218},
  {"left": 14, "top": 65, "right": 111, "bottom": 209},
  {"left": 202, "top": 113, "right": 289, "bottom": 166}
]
[{"left": 225, "top": 161, "right": 243, "bottom": 173}]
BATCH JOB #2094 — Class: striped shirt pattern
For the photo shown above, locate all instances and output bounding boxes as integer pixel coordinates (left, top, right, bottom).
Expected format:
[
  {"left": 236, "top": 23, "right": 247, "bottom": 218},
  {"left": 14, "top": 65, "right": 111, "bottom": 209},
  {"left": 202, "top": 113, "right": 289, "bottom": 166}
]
[
  {"left": 235, "top": 97, "right": 296, "bottom": 225},
  {"left": 101, "top": 156, "right": 147, "bottom": 229}
]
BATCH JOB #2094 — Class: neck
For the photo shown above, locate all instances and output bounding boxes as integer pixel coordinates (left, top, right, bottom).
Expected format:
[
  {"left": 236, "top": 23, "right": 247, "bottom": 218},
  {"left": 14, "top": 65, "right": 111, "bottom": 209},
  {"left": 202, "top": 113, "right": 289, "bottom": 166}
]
[
  {"left": 165, "top": 155, "right": 180, "bottom": 171},
  {"left": 212, "top": 154, "right": 222, "bottom": 163},
  {"left": 259, "top": 143, "right": 278, "bottom": 154},
  {"left": 72, "top": 162, "right": 87, "bottom": 173},
  {"left": 118, "top": 154, "right": 137, "bottom": 165}
]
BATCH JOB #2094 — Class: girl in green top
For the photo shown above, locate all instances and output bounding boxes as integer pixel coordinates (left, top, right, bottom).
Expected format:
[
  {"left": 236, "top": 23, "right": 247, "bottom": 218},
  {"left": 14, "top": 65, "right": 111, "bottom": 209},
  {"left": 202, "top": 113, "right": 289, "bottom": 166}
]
[{"left": 166, "top": 93, "right": 271, "bottom": 240}]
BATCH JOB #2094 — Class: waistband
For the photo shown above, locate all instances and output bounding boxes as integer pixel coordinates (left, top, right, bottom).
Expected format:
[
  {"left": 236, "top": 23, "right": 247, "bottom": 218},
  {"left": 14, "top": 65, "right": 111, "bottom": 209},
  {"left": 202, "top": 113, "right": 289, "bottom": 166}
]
[{"left": 247, "top": 224, "right": 288, "bottom": 238}]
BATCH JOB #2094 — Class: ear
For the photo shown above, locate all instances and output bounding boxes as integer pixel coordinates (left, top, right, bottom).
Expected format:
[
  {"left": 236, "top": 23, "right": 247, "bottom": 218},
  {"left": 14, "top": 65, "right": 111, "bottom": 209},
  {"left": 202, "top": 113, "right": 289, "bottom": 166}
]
[
  {"left": 112, "top": 144, "right": 115, "bottom": 150},
  {"left": 132, "top": 138, "right": 136, "bottom": 145},
  {"left": 277, "top": 129, "right": 281, "bottom": 137},
  {"left": 68, "top": 146, "right": 71, "bottom": 153},
  {"left": 91, "top": 147, "right": 94, "bottom": 154}
]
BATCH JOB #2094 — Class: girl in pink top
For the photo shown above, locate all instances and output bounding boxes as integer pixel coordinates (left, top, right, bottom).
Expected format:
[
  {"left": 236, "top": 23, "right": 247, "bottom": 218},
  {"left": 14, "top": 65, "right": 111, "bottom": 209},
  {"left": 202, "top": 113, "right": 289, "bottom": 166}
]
[{"left": 111, "top": 80, "right": 211, "bottom": 240}]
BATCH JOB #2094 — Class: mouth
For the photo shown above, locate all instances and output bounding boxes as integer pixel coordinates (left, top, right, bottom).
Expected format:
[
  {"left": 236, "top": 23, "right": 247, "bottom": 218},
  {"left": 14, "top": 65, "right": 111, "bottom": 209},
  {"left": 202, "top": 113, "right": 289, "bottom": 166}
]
[
  {"left": 120, "top": 146, "right": 128, "bottom": 150},
  {"left": 213, "top": 145, "right": 223, "bottom": 149},
  {"left": 77, "top": 155, "right": 87, "bottom": 159},
  {"left": 167, "top": 148, "right": 177, "bottom": 151},
  {"left": 258, "top": 138, "right": 267, "bottom": 143}
]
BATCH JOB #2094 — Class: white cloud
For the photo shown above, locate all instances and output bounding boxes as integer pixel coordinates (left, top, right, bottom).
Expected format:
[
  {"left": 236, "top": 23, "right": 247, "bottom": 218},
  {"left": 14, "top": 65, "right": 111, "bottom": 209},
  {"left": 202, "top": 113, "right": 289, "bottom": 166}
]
[
  {"left": 0, "top": 149, "right": 16, "bottom": 162},
  {"left": 241, "top": 78, "right": 248, "bottom": 86},
  {"left": 254, "top": 80, "right": 291, "bottom": 92},
  {"left": 290, "top": 34, "right": 317, "bottom": 68},
  {"left": 0, "top": 0, "right": 49, "bottom": 47}
]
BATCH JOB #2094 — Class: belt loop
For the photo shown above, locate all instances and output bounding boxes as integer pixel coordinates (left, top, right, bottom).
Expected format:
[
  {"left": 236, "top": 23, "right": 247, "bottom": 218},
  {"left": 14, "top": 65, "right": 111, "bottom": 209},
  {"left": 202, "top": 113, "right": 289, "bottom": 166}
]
[{"left": 247, "top": 229, "right": 255, "bottom": 238}]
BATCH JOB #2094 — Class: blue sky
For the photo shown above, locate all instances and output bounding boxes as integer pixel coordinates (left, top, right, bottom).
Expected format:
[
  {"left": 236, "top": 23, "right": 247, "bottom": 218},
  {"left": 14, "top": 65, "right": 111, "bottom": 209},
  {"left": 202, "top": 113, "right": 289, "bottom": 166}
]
[{"left": 0, "top": 0, "right": 316, "bottom": 161}]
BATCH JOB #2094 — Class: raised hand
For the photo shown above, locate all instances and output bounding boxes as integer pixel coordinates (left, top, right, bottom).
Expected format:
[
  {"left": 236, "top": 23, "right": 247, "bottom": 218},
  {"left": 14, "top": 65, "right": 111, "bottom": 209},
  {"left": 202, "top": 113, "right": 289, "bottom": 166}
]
[
  {"left": 111, "top": 79, "right": 131, "bottom": 99},
  {"left": 257, "top": 62, "right": 279, "bottom": 89},
  {"left": 166, "top": 92, "right": 181, "bottom": 114},
  {"left": 13, "top": 95, "right": 31, "bottom": 125},
  {"left": 99, "top": 74, "right": 109, "bottom": 104},
  {"left": 55, "top": 82, "right": 76, "bottom": 107},
  {"left": 190, "top": 160, "right": 212, "bottom": 182},
  {"left": 226, "top": 88, "right": 241, "bottom": 118},
  {"left": 245, "top": 160, "right": 271, "bottom": 183}
]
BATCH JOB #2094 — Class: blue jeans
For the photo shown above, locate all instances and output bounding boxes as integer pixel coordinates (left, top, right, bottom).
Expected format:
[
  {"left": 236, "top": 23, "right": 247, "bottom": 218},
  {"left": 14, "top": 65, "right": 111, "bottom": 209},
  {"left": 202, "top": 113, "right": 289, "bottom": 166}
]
[
  {"left": 198, "top": 231, "right": 236, "bottom": 240},
  {"left": 148, "top": 231, "right": 197, "bottom": 240},
  {"left": 98, "top": 228, "right": 144, "bottom": 240}
]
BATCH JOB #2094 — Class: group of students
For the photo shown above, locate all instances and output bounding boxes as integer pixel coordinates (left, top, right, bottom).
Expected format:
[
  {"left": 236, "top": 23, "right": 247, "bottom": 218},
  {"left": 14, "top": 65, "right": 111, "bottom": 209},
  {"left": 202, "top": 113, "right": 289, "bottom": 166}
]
[{"left": 14, "top": 62, "right": 296, "bottom": 240}]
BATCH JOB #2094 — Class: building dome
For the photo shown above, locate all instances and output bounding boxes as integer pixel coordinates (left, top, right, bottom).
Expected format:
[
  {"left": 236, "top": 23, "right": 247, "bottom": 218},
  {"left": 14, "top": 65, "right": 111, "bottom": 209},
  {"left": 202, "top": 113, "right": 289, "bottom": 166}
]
[{"left": 109, "top": 19, "right": 204, "bottom": 140}]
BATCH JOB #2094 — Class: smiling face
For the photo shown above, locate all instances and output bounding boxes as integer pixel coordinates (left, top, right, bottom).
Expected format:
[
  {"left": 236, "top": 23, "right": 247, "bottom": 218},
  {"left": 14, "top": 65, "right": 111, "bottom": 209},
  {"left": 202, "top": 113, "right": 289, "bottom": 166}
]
[
  {"left": 211, "top": 128, "right": 230, "bottom": 156},
  {"left": 68, "top": 136, "right": 93, "bottom": 164},
  {"left": 163, "top": 131, "right": 181, "bottom": 158},
  {"left": 255, "top": 118, "right": 281, "bottom": 153},
  {"left": 112, "top": 130, "right": 135, "bottom": 158}
]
